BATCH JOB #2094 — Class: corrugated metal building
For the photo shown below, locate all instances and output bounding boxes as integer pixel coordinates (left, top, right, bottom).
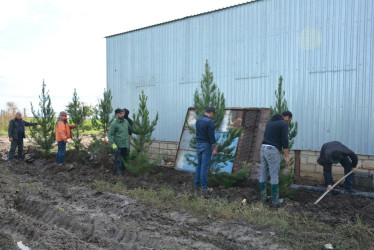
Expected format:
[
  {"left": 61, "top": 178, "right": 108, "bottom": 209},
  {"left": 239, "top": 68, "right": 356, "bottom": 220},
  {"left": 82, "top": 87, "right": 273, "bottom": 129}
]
[{"left": 106, "top": 0, "right": 374, "bottom": 155}]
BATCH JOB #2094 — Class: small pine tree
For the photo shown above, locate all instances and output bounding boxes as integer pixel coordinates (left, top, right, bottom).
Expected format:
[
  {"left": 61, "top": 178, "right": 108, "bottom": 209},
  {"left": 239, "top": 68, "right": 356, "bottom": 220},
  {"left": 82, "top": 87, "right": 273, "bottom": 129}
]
[
  {"left": 66, "top": 89, "right": 89, "bottom": 152},
  {"left": 92, "top": 89, "right": 113, "bottom": 137},
  {"left": 30, "top": 80, "right": 56, "bottom": 157},
  {"left": 126, "top": 90, "right": 159, "bottom": 176},
  {"left": 270, "top": 76, "right": 298, "bottom": 196},
  {"left": 187, "top": 60, "right": 245, "bottom": 187}
]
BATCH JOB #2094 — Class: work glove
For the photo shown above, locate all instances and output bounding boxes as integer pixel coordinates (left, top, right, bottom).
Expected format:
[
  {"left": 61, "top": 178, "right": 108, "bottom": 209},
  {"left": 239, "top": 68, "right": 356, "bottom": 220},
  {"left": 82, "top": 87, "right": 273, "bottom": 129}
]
[{"left": 112, "top": 144, "right": 117, "bottom": 150}]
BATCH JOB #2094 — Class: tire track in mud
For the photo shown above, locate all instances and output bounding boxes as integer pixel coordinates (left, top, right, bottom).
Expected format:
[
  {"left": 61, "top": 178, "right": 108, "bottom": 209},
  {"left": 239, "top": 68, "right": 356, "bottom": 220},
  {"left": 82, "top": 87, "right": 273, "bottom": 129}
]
[{"left": 0, "top": 162, "right": 286, "bottom": 250}]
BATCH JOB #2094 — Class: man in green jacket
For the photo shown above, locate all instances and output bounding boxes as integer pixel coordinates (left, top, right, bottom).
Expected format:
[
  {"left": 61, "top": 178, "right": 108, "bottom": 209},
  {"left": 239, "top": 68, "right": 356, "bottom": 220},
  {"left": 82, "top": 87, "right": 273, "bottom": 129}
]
[
  {"left": 107, "top": 109, "right": 134, "bottom": 175},
  {"left": 8, "top": 112, "right": 38, "bottom": 162}
]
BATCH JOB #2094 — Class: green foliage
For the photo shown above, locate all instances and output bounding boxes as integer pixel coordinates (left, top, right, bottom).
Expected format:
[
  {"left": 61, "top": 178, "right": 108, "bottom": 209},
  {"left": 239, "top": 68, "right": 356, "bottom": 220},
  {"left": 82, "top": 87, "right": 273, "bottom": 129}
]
[
  {"left": 193, "top": 60, "right": 225, "bottom": 129},
  {"left": 270, "top": 76, "right": 298, "bottom": 197},
  {"left": 186, "top": 60, "right": 243, "bottom": 187},
  {"left": 92, "top": 89, "right": 113, "bottom": 136},
  {"left": 66, "top": 89, "right": 90, "bottom": 151},
  {"left": 30, "top": 80, "right": 56, "bottom": 157},
  {"left": 126, "top": 90, "right": 159, "bottom": 176},
  {"left": 209, "top": 165, "right": 250, "bottom": 188}
]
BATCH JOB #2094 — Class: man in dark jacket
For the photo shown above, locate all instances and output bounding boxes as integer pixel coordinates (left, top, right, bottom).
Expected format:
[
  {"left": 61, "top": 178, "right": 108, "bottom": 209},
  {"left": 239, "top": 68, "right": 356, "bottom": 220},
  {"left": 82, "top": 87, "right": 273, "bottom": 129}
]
[
  {"left": 259, "top": 111, "right": 292, "bottom": 205},
  {"left": 317, "top": 141, "right": 358, "bottom": 193},
  {"left": 123, "top": 108, "right": 133, "bottom": 135},
  {"left": 194, "top": 107, "right": 217, "bottom": 191},
  {"left": 8, "top": 112, "right": 38, "bottom": 161}
]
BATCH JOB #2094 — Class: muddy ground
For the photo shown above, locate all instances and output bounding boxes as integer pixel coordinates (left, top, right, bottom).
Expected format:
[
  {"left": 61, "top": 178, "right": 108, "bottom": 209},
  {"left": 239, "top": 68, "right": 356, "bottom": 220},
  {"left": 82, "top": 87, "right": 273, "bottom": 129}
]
[{"left": 0, "top": 136, "right": 373, "bottom": 249}]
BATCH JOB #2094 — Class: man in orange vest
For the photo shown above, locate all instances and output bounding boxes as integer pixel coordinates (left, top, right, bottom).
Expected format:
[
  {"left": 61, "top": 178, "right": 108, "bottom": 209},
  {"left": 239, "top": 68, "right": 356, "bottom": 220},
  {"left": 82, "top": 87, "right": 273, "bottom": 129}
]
[{"left": 56, "top": 111, "right": 76, "bottom": 164}]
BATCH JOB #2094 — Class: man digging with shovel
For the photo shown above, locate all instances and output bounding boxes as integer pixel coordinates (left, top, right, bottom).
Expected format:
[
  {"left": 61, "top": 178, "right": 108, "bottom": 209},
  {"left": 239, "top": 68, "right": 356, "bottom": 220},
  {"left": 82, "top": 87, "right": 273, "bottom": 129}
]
[{"left": 317, "top": 141, "right": 358, "bottom": 195}]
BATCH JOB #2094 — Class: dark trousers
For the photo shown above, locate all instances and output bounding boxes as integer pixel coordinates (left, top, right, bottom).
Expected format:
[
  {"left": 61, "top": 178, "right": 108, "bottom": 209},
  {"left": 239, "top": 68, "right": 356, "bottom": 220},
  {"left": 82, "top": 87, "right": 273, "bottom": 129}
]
[
  {"left": 340, "top": 156, "right": 354, "bottom": 189},
  {"left": 323, "top": 156, "right": 354, "bottom": 189},
  {"left": 56, "top": 141, "right": 67, "bottom": 164},
  {"left": 8, "top": 139, "right": 24, "bottom": 161},
  {"left": 114, "top": 147, "right": 128, "bottom": 175}
]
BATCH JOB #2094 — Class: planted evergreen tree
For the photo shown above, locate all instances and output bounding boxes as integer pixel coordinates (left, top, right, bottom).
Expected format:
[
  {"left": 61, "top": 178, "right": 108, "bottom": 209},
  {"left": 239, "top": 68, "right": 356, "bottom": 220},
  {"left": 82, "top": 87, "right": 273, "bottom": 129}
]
[
  {"left": 66, "top": 89, "right": 89, "bottom": 152},
  {"left": 187, "top": 60, "right": 246, "bottom": 187},
  {"left": 30, "top": 80, "right": 56, "bottom": 157},
  {"left": 126, "top": 90, "right": 159, "bottom": 176},
  {"left": 89, "top": 89, "right": 113, "bottom": 169},
  {"left": 92, "top": 89, "right": 113, "bottom": 136},
  {"left": 270, "top": 76, "right": 298, "bottom": 196}
]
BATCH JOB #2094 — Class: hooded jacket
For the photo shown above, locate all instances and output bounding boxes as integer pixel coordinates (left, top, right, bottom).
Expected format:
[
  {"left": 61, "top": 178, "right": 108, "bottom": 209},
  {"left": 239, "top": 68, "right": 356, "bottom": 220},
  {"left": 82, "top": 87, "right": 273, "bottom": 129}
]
[
  {"left": 108, "top": 117, "right": 134, "bottom": 148},
  {"left": 317, "top": 141, "right": 358, "bottom": 166},
  {"left": 262, "top": 114, "right": 289, "bottom": 151},
  {"left": 56, "top": 116, "right": 75, "bottom": 142}
]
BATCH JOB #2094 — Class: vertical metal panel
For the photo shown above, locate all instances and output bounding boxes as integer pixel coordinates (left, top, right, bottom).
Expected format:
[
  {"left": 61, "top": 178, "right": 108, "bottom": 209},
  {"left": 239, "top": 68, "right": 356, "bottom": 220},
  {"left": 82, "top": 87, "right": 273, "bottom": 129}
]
[{"left": 106, "top": 0, "right": 374, "bottom": 155}]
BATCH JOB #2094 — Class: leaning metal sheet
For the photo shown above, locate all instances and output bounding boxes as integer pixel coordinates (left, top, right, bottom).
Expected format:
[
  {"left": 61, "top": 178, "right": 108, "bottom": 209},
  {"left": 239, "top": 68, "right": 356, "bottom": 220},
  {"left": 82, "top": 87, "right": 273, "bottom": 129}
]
[{"left": 174, "top": 109, "right": 240, "bottom": 174}]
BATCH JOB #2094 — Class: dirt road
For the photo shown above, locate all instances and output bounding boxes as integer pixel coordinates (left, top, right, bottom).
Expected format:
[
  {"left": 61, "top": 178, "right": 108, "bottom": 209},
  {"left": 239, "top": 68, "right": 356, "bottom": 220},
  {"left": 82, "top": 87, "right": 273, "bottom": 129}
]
[{"left": 0, "top": 160, "right": 286, "bottom": 249}]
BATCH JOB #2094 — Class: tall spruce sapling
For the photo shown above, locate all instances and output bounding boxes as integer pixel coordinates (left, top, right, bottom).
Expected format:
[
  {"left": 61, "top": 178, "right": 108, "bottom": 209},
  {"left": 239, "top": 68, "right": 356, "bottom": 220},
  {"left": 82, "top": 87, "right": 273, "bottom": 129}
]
[
  {"left": 126, "top": 90, "right": 159, "bottom": 176},
  {"left": 66, "top": 89, "right": 90, "bottom": 152},
  {"left": 91, "top": 89, "right": 113, "bottom": 168},
  {"left": 187, "top": 60, "right": 246, "bottom": 188},
  {"left": 30, "top": 80, "right": 56, "bottom": 157},
  {"left": 92, "top": 89, "right": 113, "bottom": 137},
  {"left": 270, "top": 75, "right": 298, "bottom": 197}
]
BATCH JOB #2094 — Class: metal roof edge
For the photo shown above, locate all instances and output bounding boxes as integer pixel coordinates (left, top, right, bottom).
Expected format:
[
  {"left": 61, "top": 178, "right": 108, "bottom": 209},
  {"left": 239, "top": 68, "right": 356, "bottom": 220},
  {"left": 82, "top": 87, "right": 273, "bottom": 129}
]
[{"left": 105, "top": 0, "right": 261, "bottom": 38}]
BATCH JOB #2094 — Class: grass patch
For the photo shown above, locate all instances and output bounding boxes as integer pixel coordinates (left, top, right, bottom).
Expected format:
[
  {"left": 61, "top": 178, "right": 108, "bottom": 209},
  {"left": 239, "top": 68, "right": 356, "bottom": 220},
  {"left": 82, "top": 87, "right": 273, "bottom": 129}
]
[{"left": 92, "top": 180, "right": 374, "bottom": 249}]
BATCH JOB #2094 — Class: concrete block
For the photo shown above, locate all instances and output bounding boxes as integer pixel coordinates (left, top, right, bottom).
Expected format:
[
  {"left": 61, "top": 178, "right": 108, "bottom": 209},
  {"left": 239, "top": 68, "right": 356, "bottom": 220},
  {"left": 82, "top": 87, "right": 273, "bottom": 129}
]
[
  {"left": 355, "top": 169, "right": 369, "bottom": 174},
  {"left": 368, "top": 155, "right": 374, "bottom": 160},
  {"left": 152, "top": 142, "right": 160, "bottom": 148},
  {"left": 307, "top": 156, "right": 319, "bottom": 164},
  {"left": 300, "top": 164, "right": 316, "bottom": 173},
  {"left": 303, "top": 151, "right": 317, "bottom": 156},
  {"left": 160, "top": 143, "right": 170, "bottom": 149},
  {"left": 357, "top": 154, "right": 369, "bottom": 160},
  {"left": 363, "top": 160, "right": 374, "bottom": 170},
  {"left": 167, "top": 143, "right": 178, "bottom": 150},
  {"left": 315, "top": 165, "right": 324, "bottom": 173},
  {"left": 332, "top": 166, "right": 345, "bottom": 175},
  {"left": 300, "top": 172, "right": 323, "bottom": 181},
  {"left": 300, "top": 156, "right": 307, "bottom": 164}
]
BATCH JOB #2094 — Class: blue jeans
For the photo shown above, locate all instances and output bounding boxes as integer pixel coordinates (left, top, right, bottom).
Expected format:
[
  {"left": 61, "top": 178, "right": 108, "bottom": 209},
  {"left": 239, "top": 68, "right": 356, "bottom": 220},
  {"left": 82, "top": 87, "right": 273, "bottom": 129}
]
[
  {"left": 56, "top": 141, "right": 66, "bottom": 164},
  {"left": 194, "top": 142, "right": 212, "bottom": 189},
  {"left": 114, "top": 147, "right": 128, "bottom": 175},
  {"left": 259, "top": 145, "right": 281, "bottom": 185},
  {"left": 8, "top": 138, "right": 24, "bottom": 161}
]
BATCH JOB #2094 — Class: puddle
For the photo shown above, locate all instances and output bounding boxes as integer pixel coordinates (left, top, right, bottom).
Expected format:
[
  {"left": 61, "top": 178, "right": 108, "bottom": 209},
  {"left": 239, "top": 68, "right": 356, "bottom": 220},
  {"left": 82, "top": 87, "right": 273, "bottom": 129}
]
[
  {"left": 17, "top": 241, "right": 30, "bottom": 250},
  {"left": 14, "top": 238, "right": 31, "bottom": 250}
]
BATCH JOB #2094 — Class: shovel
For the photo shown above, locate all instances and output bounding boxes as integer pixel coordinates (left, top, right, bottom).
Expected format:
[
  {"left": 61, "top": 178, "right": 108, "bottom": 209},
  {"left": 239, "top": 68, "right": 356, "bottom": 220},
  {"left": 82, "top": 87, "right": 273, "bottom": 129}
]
[{"left": 314, "top": 169, "right": 355, "bottom": 205}]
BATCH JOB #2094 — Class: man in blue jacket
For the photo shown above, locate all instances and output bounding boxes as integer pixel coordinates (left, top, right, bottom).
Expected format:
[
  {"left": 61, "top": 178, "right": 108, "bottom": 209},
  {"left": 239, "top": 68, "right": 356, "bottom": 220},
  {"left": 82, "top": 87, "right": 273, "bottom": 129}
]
[
  {"left": 8, "top": 112, "right": 38, "bottom": 162},
  {"left": 259, "top": 111, "right": 292, "bottom": 205},
  {"left": 194, "top": 107, "right": 217, "bottom": 191}
]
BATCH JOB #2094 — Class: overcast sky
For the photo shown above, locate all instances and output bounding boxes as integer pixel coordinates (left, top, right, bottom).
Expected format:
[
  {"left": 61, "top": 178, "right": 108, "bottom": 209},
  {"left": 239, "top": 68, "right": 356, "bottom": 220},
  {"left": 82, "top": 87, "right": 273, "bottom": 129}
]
[{"left": 0, "top": 0, "right": 248, "bottom": 116}]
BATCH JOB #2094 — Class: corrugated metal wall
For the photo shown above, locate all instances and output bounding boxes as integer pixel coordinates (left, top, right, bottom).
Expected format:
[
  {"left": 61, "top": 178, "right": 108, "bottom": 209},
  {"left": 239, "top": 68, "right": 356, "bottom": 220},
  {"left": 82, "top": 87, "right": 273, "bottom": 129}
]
[{"left": 106, "top": 0, "right": 374, "bottom": 155}]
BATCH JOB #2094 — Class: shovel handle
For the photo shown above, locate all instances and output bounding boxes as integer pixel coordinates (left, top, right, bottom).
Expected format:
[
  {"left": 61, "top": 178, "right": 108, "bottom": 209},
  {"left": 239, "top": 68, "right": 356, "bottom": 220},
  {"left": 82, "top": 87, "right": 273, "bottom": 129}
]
[{"left": 313, "top": 170, "right": 354, "bottom": 205}]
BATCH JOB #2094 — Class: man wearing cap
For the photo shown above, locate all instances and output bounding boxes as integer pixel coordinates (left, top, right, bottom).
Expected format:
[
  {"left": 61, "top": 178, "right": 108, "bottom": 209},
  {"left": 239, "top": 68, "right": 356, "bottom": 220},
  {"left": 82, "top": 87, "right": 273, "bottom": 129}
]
[
  {"left": 107, "top": 108, "right": 134, "bottom": 175},
  {"left": 317, "top": 141, "right": 358, "bottom": 194},
  {"left": 259, "top": 111, "right": 292, "bottom": 205},
  {"left": 194, "top": 107, "right": 217, "bottom": 191},
  {"left": 8, "top": 111, "right": 39, "bottom": 162},
  {"left": 56, "top": 111, "right": 76, "bottom": 164}
]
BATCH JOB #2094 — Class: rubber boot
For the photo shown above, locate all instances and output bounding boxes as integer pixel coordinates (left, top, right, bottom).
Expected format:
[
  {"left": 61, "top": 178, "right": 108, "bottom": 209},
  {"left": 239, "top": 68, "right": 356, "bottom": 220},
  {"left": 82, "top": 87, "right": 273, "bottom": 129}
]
[
  {"left": 259, "top": 182, "right": 268, "bottom": 201},
  {"left": 271, "top": 184, "right": 284, "bottom": 205}
]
